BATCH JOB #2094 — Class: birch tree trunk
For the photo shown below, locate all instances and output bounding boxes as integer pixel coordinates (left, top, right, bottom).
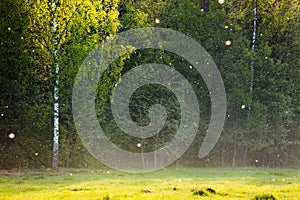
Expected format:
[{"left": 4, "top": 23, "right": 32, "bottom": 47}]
[
  {"left": 249, "top": 0, "right": 257, "bottom": 114},
  {"left": 51, "top": 0, "right": 59, "bottom": 169}
]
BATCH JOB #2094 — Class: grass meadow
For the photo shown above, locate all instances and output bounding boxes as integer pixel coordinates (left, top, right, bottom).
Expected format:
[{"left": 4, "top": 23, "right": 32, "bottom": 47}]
[{"left": 0, "top": 167, "right": 299, "bottom": 200}]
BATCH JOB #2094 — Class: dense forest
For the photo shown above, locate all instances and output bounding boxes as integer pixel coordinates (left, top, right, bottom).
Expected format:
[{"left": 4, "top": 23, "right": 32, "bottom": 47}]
[{"left": 0, "top": 0, "right": 299, "bottom": 170}]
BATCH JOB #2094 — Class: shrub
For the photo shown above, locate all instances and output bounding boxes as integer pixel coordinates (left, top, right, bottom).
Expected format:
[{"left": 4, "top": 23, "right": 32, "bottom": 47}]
[{"left": 253, "top": 194, "right": 276, "bottom": 200}]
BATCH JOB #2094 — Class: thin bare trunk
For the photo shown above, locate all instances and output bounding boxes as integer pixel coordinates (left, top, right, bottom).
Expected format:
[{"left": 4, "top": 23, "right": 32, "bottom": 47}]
[
  {"left": 232, "top": 143, "right": 237, "bottom": 167},
  {"left": 221, "top": 149, "right": 225, "bottom": 167},
  {"left": 249, "top": 0, "right": 257, "bottom": 115},
  {"left": 243, "top": 148, "right": 248, "bottom": 166},
  {"left": 51, "top": 0, "right": 59, "bottom": 169}
]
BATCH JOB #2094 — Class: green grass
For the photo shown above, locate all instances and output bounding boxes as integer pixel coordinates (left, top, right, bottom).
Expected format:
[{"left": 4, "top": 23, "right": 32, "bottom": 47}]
[{"left": 0, "top": 167, "right": 299, "bottom": 200}]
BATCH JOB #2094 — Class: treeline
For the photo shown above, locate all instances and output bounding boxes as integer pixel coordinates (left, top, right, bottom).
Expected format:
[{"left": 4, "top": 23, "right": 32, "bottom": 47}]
[{"left": 0, "top": 0, "right": 299, "bottom": 169}]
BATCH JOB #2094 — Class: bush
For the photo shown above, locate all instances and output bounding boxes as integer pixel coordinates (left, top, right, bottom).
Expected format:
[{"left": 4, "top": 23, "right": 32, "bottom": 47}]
[{"left": 253, "top": 194, "right": 276, "bottom": 200}]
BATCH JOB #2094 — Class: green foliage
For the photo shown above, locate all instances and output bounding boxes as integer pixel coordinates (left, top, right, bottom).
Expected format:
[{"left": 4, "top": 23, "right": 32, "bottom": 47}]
[
  {"left": 0, "top": 0, "right": 50, "bottom": 169},
  {"left": 0, "top": 0, "right": 299, "bottom": 168}
]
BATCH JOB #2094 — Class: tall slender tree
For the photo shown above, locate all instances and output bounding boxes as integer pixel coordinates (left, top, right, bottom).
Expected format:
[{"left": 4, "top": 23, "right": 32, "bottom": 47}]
[
  {"left": 26, "top": 0, "right": 122, "bottom": 168},
  {"left": 248, "top": 0, "right": 257, "bottom": 115},
  {"left": 50, "top": 0, "right": 59, "bottom": 169}
]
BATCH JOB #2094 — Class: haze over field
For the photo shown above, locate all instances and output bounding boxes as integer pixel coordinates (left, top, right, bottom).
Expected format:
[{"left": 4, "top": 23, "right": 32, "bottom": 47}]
[{"left": 0, "top": 0, "right": 299, "bottom": 188}]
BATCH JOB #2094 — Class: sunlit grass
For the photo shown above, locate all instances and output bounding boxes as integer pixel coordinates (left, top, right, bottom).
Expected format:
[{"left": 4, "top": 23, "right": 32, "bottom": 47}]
[{"left": 0, "top": 167, "right": 299, "bottom": 199}]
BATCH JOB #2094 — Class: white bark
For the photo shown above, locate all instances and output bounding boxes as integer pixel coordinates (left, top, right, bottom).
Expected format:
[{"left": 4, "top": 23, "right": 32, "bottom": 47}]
[
  {"left": 52, "top": 0, "right": 59, "bottom": 169},
  {"left": 249, "top": 0, "right": 257, "bottom": 114}
]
